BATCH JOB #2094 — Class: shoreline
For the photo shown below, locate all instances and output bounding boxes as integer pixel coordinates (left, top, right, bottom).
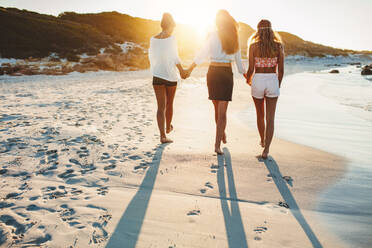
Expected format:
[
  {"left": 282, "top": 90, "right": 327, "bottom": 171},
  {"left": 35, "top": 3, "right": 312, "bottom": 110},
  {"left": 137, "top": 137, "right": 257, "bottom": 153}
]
[
  {"left": 1, "top": 54, "right": 371, "bottom": 78},
  {"left": 276, "top": 69, "right": 372, "bottom": 247},
  {"left": 240, "top": 64, "right": 372, "bottom": 247}
]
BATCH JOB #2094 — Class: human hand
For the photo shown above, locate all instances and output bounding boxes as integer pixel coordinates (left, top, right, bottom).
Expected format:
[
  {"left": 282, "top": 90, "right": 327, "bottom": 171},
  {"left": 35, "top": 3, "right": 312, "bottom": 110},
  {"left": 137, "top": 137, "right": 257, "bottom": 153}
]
[
  {"left": 180, "top": 69, "right": 189, "bottom": 79},
  {"left": 244, "top": 73, "right": 252, "bottom": 86},
  {"left": 181, "top": 68, "right": 191, "bottom": 79}
]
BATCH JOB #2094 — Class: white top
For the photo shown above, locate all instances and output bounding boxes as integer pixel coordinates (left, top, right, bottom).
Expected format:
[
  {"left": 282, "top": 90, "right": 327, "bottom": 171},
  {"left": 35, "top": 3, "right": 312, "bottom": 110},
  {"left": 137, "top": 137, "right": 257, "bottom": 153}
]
[
  {"left": 194, "top": 31, "right": 245, "bottom": 74},
  {"left": 148, "top": 35, "right": 181, "bottom": 82}
]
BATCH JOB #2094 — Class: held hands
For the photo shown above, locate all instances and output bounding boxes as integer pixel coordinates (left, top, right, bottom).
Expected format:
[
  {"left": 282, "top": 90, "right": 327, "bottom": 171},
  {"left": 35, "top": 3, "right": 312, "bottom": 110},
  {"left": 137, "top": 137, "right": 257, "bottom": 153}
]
[
  {"left": 180, "top": 67, "right": 192, "bottom": 79},
  {"left": 243, "top": 73, "right": 252, "bottom": 86}
]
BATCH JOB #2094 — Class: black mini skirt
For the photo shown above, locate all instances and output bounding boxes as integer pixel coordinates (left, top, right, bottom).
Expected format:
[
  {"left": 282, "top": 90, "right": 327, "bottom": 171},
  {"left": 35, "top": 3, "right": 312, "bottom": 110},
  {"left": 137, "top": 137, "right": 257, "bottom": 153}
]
[{"left": 206, "top": 66, "right": 234, "bottom": 101}]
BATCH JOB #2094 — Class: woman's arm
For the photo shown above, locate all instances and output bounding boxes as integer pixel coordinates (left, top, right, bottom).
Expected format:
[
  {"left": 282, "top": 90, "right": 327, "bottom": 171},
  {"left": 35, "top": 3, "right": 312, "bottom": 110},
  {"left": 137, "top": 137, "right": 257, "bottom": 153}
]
[
  {"left": 277, "top": 44, "right": 284, "bottom": 87},
  {"left": 148, "top": 39, "right": 154, "bottom": 65},
  {"left": 173, "top": 37, "right": 187, "bottom": 79},
  {"left": 176, "top": 64, "right": 187, "bottom": 79},
  {"left": 187, "top": 33, "right": 212, "bottom": 77},
  {"left": 246, "top": 44, "right": 255, "bottom": 85},
  {"left": 234, "top": 50, "right": 246, "bottom": 74}
]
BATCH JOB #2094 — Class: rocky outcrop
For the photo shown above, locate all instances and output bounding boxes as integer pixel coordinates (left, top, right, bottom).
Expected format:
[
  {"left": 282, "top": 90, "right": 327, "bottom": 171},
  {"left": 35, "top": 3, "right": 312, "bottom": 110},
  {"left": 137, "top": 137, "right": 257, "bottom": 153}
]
[
  {"left": 361, "top": 65, "right": 372, "bottom": 75},
  {"left": 329, "top": 69, "right": 340, "bottom": 73},
  {"left": 0, "top": 50, "right": 150, "bottom": 76}
]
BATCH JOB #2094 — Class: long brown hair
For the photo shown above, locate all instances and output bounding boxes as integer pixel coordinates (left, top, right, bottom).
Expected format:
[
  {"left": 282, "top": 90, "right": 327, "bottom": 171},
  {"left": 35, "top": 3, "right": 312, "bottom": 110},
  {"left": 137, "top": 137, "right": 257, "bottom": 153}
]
[
  {"left": 216, "top": 10, "right": 239, "bottom": 55},
  {"left": 249, "top": 19, "right": 282, "bottom": 57}
]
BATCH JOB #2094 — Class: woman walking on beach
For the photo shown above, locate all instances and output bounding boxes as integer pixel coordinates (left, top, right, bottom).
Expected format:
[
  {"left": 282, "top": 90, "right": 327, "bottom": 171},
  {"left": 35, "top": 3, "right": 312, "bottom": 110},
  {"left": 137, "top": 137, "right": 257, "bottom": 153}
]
[
  {"left": 245, "top": 19, "right": 284, "bottom": 159},
  {"left": 186, "top": 10, "right": 246, "bottom": 154},
  {"left": 149, "top": 13, "right": 187, "bottom": 143}
]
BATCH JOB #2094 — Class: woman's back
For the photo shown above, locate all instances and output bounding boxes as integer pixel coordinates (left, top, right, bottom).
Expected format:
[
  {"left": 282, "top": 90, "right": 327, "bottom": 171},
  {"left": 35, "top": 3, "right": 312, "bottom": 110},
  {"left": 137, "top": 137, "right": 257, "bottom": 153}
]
[
  {"left": 149, "top": 35, "right": 181, "bottom": 82},
  {"left": 251, "top": 42, "right": 282, "bottom": 73}
]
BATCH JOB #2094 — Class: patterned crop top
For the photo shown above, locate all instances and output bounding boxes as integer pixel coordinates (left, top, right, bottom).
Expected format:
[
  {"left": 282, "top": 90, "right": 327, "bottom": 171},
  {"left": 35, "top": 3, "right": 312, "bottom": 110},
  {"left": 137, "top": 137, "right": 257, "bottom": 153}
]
[{"left": 255, "top": 57, "right": 278, "bottom": 68}]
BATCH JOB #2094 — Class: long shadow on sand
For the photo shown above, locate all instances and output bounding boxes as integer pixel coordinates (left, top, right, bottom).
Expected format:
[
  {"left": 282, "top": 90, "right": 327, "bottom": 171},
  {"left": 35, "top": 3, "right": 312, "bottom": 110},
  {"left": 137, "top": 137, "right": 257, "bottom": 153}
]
[
  {"left": 261, "top": 156, "right": 323, "bottom": 248},
  {"left": 105, "top": 143, "right": 168, "bottom": 248},
  {"left": 217, "top": 148, "right": 248, "bottom": 248}
]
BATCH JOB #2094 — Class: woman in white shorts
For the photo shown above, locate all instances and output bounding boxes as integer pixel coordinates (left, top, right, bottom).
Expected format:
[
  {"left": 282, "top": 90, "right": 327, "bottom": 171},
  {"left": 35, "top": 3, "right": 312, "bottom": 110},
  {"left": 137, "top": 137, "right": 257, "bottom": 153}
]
[{"left": 245, "top": 19, "right": 284, "bottom": 159}]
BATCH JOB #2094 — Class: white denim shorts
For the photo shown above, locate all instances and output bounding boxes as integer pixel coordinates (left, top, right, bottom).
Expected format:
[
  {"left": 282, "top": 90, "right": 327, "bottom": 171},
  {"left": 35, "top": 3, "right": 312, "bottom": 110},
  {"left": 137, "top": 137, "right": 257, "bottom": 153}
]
[{"left": 251, "top": 73, "right": 280, "bottom": 99}]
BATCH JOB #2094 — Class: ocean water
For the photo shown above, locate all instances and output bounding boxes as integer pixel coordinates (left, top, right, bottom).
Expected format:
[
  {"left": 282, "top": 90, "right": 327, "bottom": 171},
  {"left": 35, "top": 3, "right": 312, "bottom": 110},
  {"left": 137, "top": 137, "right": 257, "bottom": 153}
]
[{"left": 241, "top": 61, "right": 372, "bottom": 247}]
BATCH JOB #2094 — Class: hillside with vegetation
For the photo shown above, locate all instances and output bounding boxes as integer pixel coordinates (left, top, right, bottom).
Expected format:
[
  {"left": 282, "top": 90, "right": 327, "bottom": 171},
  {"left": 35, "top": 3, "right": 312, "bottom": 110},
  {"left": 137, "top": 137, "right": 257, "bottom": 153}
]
[
  {"left": 0, "top": 7, "right": 112, "bottom": 59},
  {"left": 1, "top": 7, "right": 371, "bottom": 76}
]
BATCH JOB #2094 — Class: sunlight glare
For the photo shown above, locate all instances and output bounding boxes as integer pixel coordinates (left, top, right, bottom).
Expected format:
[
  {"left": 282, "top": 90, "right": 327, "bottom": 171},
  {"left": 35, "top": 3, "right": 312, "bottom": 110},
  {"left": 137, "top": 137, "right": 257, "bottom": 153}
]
[{"left": 164, "top": 0, "right": 221, "bottom": 39}]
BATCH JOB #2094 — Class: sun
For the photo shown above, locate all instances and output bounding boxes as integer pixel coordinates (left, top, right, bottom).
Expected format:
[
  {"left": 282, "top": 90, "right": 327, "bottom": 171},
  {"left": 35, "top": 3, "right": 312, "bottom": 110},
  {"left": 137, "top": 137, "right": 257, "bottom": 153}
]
[
  {"left": 188, "top": 18, "right": 215, "bottom": 39},
  {"left": 168, "top": 0, "right": 219, "bottom": 39}
]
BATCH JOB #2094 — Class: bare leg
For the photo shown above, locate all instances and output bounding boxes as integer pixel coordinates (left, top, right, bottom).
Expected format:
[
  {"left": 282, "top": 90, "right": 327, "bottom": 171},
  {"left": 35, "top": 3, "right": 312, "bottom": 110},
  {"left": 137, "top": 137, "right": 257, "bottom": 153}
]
[
  {"left": 253, "top": 97, "right": 265, "bottom": 147},
  {"left": 215, "top": 101, "right": 229, "bottom": 154},
  {"left": 262, "top": 97, "right": 278, "bottom": 158},
  {"left": 153, "top": 85, "right": 172, "bottom": 143},
  {"left": 165, "top": 85, "right": 177, "bottom": 133},
  {"left": 212, "top": 100, "right": 226, "bottom": 144}
]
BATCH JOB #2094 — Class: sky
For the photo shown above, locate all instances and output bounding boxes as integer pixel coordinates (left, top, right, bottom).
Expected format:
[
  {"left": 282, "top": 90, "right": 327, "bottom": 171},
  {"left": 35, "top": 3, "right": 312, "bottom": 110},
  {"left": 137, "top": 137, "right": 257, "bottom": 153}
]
[{"left": 1, "top": 0, "right": 371, "bottom": 51}]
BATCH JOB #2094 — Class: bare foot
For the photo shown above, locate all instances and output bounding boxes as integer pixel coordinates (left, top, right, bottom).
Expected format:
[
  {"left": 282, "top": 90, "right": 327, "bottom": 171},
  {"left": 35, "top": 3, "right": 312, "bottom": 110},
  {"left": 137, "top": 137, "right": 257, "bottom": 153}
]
[
  {"left": 161, "top": 137, "right": 173, "bottom": 144},
  {"left": 261, "top": 148, "right": 269, "bottom": 159},
  {"left": 260, "top": 140, "right": 265, "bottom": 148},
  {"left": 222, "top": 132, "right": 227, "bottom": 144},
  {"left": 166, "top": 124, "right": 173, "bottom": 134},
  {"left": 215, "top": 147, "right": 223, "bottom": 155}
]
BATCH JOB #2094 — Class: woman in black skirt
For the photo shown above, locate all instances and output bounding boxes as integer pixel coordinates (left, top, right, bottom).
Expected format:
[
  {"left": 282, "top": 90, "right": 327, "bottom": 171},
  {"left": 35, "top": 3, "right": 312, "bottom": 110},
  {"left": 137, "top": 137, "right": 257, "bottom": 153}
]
[{"left": 186, "top": 10, "right": 246, "bottom": 154}]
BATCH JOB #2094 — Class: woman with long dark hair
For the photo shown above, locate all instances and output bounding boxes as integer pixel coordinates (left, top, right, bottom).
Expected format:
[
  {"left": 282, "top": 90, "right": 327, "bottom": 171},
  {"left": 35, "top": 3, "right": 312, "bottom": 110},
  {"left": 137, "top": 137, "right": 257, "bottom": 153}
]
[
  {"left": 245, "top": 19, "right": 284, "bottom": 159},
  {"left": 186, "top": 10, "right": 246, "bottom": 155},
  {"left": 149, "top": 13, "right": 187, "bottom": 143}
]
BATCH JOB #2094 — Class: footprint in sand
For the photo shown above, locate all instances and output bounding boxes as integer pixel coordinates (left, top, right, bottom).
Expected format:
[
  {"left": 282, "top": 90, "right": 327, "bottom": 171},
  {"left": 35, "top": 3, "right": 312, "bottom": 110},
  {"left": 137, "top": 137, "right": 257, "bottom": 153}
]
[
  {"left": 205, "top": 182, "right": 213, "bottom": 189},
  {"left": 103, "top": 160, "right": 117, "bottom": 171},
  {"left": 128, "top": 155, "right": 142, "bottom": 160},
  {"left": 58, "top": 204, "right": 84, "bottom": 229},
  {"left": 278, "top": 201, "right": 290, "bottom": 209},
  {"left": 266, "top": 173, "right": 273, "bottom": 182},
  {"left": 97, "top": 186, "right": 108, "bottom": 196},
  {"left": 42, "top": 186, "right": 66, "bottom": 200},
  {"left": 77, "top": 147, "right": 89, "bottom": 158},
  {"left": 282, "top": 176, "right": 293, "bottom": 186},
  {"left": 200, "top": 182, "right": 214, "bottom": 194},
  {"left": 41, "top": 185, "right": 83, "bottom": 200},
  {"left": 101, "top": 152, "right": 110, "bottom": 160},
  {"left": 69, "top": 158, "right": 81, "bottom": 166},
  {"left": 0, "top": 214, "right": 42, "bottom": 244},
  {"left": 90, "top": 213, "right": 112, "bottom": 244},
  {"left": 253, "top": 224, "right": 268, "bottom": 241},
  {"left": 57, "top": 169, "right": 76, "bottom": 179},
  {"left": 4, "top": 192, "right": 22, "bottom": 200},
  {"left": 187, "top": 210, "right": 201, "bottom": 216},
  {"left": 210, "top": 164, "right": 219, "bottom": 173},
  {"left": 254, "top": 226, "right": 268, "bottom": 233},
  {"left": 80, "top": 163, "right": 97, "bottom": 175}
]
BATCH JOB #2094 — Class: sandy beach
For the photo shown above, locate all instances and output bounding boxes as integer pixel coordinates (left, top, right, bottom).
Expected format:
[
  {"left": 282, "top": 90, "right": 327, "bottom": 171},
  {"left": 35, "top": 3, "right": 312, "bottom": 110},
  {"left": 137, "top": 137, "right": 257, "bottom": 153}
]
[{"left": 0, "top": 64, "right": 349, "bottom": 247}]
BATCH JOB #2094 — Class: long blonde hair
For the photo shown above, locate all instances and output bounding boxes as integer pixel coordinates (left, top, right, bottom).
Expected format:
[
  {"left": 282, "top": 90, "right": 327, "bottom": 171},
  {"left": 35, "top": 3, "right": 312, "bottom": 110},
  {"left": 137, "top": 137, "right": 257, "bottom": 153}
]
[
  {"left": 249, "top": 19, "right": 282, "bottom": 57},
  {"left": 216, "top": 10, "right": 239, "bottom": 55}
]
